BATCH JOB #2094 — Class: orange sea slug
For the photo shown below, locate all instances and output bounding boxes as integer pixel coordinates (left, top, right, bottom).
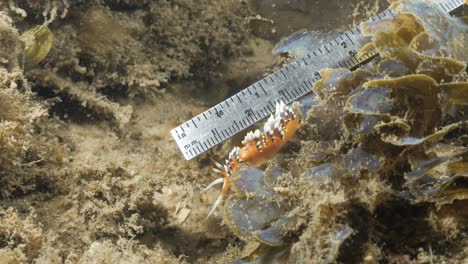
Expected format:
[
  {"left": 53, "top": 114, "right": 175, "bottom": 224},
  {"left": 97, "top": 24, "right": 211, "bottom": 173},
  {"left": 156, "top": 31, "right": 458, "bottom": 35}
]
[{"left": 203, "top": 101, "right": 302, "bottom": 217}]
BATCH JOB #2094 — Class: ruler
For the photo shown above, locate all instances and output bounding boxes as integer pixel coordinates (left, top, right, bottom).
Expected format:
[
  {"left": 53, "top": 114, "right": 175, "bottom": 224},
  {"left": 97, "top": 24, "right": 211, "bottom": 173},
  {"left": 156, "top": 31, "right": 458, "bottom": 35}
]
[{"left": 171, "top": 0, "right": 464, "bottom": 160}]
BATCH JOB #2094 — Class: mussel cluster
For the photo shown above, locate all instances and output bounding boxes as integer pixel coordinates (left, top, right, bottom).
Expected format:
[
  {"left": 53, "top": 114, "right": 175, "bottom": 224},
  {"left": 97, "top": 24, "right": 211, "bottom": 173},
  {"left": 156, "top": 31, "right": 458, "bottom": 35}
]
[
  {"left": 344, "top": 0, "right": 467, "bottom": 206},
  {"left": 224, "top": 0, "right": 467, "bottom": 262}
]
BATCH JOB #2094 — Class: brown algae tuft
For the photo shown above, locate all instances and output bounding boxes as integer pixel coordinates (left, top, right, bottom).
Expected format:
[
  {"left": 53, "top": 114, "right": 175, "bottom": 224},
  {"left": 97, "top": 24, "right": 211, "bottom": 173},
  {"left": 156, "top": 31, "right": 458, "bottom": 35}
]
[{"left": 77, "top": 7, "right": 126, "bottom": 59}]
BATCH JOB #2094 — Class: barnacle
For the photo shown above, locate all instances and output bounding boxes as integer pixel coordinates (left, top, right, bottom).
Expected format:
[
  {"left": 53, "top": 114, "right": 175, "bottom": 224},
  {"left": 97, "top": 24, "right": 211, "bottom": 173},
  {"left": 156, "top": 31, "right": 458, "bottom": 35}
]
[{"left": 21, "top": 25, "right": 54, "bottom": 69}]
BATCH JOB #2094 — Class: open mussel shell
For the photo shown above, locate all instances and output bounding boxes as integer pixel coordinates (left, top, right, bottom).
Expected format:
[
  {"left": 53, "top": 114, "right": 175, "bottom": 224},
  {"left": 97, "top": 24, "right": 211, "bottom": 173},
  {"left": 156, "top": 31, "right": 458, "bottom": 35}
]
[
  {"left": 440, "top": 82, "right": 468, "bottom": 119},
  {"left": 22, "top": 25, "right": 54, "bottom": 69},
  {"left": 432, "top": 175, "right": 468, "bottom": 204},
  {"left": 372, "top": 31, "right": 421, "bottom": 70},
  {"left": 406, "top": 174, "right": 468, "bottom": 205},
  {"left": 344, "top": 80, "right": 422, "bottom": 138},
  {"left": 297, "top": 94, "right": 320, "bottom": 117},
  {"left": 381, "top": 122, "right": 460, "bottom": 146},
  {"left": 343, "top": 83, "right": 396, "bottom": 136},
  {"left": 405, "top": 156, "right": 452, "bottom": 179}
]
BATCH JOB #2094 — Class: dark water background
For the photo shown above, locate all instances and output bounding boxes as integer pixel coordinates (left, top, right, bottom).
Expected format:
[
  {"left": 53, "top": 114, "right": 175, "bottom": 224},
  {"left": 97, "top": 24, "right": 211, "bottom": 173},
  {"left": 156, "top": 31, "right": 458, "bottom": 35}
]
[{"left": 250, "top": 0, "right": 389, "bottom": 41}]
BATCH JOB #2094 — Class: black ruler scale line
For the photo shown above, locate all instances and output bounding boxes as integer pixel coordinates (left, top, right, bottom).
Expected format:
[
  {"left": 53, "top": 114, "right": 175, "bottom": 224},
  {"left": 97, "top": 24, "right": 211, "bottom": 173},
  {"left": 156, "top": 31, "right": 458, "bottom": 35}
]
[{"left": 171, "top": 0, "right": 463, "bottom": 160}]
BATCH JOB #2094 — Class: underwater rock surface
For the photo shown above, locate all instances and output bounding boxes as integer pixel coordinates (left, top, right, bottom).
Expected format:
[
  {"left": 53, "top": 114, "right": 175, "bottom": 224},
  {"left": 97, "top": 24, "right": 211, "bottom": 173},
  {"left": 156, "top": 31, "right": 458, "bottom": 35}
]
[
  {"left": 0, "top": 0, "right": 467, "bottom": 263},
  {"left": 220, "top": 0, "right": 468, "bottom": 263}
]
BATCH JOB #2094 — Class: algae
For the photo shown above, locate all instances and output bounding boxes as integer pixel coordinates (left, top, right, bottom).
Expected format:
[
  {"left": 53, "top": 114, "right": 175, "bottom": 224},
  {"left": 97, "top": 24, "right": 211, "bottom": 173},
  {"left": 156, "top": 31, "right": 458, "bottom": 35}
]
[{"left": 0, "top": 0, "right": 467, "bottom": 263}]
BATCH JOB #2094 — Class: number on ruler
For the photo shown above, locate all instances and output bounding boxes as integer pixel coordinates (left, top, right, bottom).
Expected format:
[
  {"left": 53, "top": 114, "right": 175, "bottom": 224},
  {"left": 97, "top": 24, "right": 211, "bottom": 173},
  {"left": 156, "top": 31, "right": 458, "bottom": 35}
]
[
  {"left": 215, "top": 109, "right": 224, "bottom": 118},
  {"left": 245, "top": 108, "right": 254, "bottom": 118},
  {"left": 278, "top": 89, "right": 286, "bottom": 98}
]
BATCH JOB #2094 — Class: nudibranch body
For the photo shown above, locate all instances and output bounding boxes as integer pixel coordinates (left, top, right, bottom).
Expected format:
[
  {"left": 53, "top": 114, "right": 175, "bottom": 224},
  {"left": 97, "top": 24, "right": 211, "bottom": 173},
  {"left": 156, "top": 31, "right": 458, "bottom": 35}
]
[{"left": 203, "top": 101, "right": 302, "bottom": 217}]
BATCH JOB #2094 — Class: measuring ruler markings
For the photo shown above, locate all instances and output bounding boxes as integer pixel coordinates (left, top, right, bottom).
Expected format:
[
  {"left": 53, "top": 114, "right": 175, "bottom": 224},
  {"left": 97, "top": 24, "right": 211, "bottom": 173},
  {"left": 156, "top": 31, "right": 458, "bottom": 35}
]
[{"left": 172, "top": 0, "right": 464, "bottom": 160}]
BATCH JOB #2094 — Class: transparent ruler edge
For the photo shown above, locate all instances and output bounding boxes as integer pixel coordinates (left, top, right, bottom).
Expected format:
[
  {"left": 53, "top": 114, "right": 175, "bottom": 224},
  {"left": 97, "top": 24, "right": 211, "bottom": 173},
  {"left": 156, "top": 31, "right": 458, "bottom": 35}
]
[{"left": 172, "top": 0, "right": 463, "bottom": 160}]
